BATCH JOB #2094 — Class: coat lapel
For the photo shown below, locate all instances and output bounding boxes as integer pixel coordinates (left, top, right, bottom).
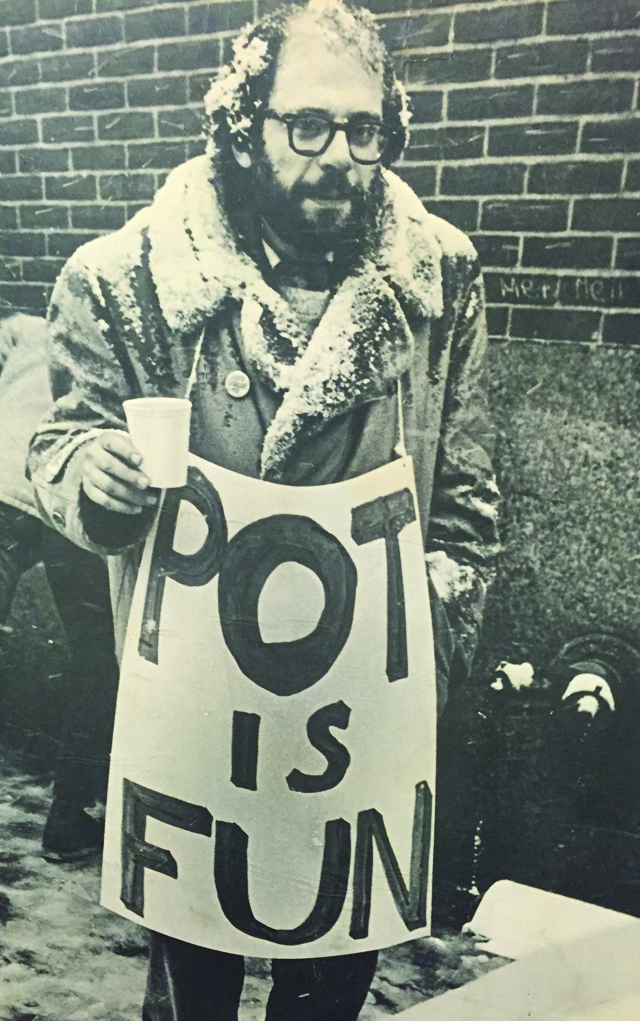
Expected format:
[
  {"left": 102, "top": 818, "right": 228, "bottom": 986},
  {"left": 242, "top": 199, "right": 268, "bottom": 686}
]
[{"left": 146, "top": 155, "right": 445, "bottom": 479}]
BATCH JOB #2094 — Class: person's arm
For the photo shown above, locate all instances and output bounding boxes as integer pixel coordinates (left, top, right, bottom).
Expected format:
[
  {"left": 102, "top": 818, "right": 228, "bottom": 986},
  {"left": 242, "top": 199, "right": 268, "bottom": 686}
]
[
  {"left": 426, "top": 259, "right": 500, "bottom": 703},
  {"left": 28, "top": 250, "right": 158, "bottom": 555}
]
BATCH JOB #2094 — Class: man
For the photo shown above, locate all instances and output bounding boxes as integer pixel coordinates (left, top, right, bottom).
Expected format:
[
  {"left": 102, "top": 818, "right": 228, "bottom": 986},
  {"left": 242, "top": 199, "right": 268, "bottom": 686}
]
[{"left": 29, "top": 1, "right": 499, "bottom": 1017}]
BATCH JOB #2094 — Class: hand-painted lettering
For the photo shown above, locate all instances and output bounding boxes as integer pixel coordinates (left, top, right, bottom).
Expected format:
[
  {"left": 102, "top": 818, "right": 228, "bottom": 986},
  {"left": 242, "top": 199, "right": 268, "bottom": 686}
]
[{"left": 287, "top": 700, "right": 352, "bottom": 793}]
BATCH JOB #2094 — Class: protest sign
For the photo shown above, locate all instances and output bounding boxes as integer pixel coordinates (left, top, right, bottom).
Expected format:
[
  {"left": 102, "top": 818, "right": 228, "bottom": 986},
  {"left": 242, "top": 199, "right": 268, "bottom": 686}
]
[{"left": 101, "top": 454, "right": 436, "bottom": 958}]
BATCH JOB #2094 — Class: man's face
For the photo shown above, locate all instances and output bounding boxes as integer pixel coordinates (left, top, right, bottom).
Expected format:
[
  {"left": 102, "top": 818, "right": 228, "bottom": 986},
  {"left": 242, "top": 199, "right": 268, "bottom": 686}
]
[{"left": 251, "top": 25, "right": 384, "bottom": 252}]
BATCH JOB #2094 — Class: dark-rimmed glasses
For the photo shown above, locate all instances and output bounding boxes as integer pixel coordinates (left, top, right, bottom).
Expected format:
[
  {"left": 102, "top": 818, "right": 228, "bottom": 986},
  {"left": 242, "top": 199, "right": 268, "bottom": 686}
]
[{"left": 264, "top": 110, "right": 388, "bottom": 165}]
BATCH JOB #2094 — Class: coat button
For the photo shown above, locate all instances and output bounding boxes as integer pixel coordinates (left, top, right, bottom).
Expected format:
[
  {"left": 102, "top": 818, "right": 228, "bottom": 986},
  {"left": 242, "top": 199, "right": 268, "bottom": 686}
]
[
  {"left": 52, "top": 509, "right": 65, "bottom": 527},
  {"left": 225, "top": 370, "right": 251, "bottom": 399}
]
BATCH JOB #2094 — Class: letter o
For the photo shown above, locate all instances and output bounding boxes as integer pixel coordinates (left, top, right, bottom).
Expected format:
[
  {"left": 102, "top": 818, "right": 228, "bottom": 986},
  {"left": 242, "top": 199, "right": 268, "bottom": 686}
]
[{"left": 218, "top": 515, "right": 357, "bottom": 696}]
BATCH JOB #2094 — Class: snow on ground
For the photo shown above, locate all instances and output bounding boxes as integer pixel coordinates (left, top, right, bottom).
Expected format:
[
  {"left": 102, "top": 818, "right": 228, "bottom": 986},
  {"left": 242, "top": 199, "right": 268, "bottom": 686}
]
[{"left": 0, "top": 752, "right": 507, "bottom": 1020}]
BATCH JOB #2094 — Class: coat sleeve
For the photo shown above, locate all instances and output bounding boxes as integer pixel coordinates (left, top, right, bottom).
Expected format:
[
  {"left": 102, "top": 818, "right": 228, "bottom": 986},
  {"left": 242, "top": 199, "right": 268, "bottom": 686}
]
[
  {"left": 27, "top": 251, "right": 151, "bottom": 555},
  {"left": 426, "top": 259, "right": 500, "bottom": 703}
]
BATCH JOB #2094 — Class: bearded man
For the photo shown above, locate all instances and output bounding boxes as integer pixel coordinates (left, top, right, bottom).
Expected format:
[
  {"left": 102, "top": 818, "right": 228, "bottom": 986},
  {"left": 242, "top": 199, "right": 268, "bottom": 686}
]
[{"left": 29, "top": 1, "right": 499, "bottom": 1018}]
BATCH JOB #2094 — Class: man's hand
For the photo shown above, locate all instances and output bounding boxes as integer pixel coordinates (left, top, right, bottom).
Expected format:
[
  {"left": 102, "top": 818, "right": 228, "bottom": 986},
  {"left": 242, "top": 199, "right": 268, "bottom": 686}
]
[{"left": 81, "top": 431, "right": 159, "bottom": 515}]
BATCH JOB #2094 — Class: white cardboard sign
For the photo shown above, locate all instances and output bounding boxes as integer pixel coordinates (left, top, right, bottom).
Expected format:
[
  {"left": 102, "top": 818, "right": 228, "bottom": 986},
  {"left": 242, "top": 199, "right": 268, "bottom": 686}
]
[{"left": 101, "top": 454, "right": 436, "bottom": 958}]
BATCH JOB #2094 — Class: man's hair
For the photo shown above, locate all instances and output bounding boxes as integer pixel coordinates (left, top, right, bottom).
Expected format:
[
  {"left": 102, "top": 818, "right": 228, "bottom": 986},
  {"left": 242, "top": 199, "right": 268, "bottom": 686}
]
[{"left": 203, "top": 0, "right": 410, "bottom": 168}]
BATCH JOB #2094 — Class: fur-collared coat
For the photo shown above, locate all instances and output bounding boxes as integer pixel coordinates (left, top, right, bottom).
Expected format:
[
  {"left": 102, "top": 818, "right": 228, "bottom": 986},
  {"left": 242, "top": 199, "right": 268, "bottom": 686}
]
[{"left": 29, "top": 155, "right": 499, "bottom": 702}]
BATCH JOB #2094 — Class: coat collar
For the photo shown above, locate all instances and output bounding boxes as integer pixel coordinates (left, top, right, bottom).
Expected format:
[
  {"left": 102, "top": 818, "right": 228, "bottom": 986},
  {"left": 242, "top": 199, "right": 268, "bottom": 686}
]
[{"left": 146, "top": 155, "right": 444, "bottom": 478}]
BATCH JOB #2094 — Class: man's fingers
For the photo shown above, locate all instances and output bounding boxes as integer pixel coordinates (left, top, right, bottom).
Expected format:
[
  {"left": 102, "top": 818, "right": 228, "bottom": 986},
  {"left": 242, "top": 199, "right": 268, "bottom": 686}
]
[
  {"left": 84, "top": 464, "right": 158, "bottom": 508},
  {"left": 101, "top": 430, "right": 143, "bottom": 467},
  {"left": 82, "top": 477, "right": 147, "bottom": 515},
  {"left": 91, "top": 444, "right": 150, "bottom": 490}
]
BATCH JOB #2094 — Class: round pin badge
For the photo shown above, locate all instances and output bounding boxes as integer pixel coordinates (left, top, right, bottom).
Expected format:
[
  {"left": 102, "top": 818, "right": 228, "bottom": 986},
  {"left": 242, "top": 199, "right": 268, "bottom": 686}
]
[{"left": 225, "top": 369, "right": 251, "bottom": 399}]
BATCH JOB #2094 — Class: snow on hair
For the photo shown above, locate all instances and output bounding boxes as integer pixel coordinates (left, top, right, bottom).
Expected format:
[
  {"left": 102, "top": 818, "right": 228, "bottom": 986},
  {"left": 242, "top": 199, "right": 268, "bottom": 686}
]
[{"left": 202, "top": 0, "right": 410, "bottom": 164}]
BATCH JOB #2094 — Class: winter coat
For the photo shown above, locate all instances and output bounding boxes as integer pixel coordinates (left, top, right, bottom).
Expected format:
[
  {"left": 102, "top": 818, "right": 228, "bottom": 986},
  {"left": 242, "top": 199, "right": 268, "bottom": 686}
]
[
  {"left": 0, "top": 314, "right": 51, "bottom": 515},
  {"left": 28, "top": 155, "right": 500, "bottom": 702}
]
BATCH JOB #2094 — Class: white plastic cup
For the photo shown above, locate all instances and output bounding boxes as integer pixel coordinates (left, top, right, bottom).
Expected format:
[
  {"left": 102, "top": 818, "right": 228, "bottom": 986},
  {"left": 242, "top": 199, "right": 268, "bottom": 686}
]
[{"left": 123, "top": 397, "right": 191, "bottom": 489}]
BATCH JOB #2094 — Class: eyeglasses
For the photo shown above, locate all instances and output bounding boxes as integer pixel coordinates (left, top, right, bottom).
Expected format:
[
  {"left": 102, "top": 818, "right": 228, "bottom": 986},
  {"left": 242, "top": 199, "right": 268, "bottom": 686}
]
[{"left": 264, "top": 110, "right": 388, "bottom": 165}]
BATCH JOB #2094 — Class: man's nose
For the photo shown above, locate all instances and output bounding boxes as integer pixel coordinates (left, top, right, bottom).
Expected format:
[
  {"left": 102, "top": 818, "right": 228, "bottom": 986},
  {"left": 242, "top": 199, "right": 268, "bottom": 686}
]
[{"left": 317, "top": 127, "right": 352, "bottom": 169}]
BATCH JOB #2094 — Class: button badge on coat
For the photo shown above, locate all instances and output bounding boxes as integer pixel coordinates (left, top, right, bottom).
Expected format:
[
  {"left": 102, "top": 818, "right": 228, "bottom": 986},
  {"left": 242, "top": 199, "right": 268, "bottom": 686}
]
[{"left": 225, "top": 370, "right": 251, "bottom": 399}]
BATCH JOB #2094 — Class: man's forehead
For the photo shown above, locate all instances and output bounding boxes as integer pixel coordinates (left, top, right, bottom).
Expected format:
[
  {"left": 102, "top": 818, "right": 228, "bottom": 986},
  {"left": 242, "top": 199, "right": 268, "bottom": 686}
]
[{"left": 270, "top": 19, "right": 384, "bottom": 116}]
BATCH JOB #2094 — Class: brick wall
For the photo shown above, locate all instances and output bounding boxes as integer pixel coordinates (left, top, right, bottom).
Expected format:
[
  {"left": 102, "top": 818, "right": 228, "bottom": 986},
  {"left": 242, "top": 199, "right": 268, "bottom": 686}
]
[{"left": 0, "top": 0, "right": 638, "bottom": 345}]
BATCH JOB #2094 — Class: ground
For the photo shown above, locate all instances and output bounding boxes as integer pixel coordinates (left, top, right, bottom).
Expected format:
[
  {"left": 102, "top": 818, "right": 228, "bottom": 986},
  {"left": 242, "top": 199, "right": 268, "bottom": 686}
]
[{"left": 0, "top": 749, "right": 509, "bottom": 1021}]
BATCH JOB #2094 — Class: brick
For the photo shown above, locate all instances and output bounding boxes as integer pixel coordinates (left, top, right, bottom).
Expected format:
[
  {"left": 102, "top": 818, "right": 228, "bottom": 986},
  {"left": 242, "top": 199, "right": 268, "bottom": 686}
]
[
  {"left": 158, "top": 38, "right": 222, "bottom": 73},
  {"left": 0, "top": 207, "right": 18, "bottom": 228},
  {"left": 407, "top": 90, "right": 442, "bottom": 124},
  {"left": 0, "top": 57, "right": 39, "bottom": 87},
  {"left": 0, "top": 231, "right": 45, "bottom": 256},
  {"left": 0, "top": 89, "right": 11, "bottom": 116},
  {"left": 407, "top": 125, "right": 485, "bottom": 161},
  {"left": 424, "top": 199, "right": 479, "bottom": 232},
  {"left": 602, "top": 313, "right": 640, "bottom": 346},
  {"left": 379, "top": 13, "right": 450, "bottom": 51},
  {"left": 10, "top": 23, "right": 64, "bottom": 54},
  {"left": 45, "top": 173, "right": 97, "bottom": 200},
  {"left": 42, "top": 114, "right": 94, "bottom": 144},
  {"left": 189, "top": 73, "right": 218, "bottom": 104},
  {"left": 523, "top": 235, "right": 612, "bottom": 270},
  {"left": 495, "top": 40, "right": 588, "bottom": 79},
  {"left": 572, "top": 198, "right": 640, "bottom": 233},
  {"left": 158, "top": 107, "right": 202, "bottom": 138},
  {"left": 485, "top": 271, "right": 563, "bottom": 307},
  {"left": 448, "top": 85, "right": 533, "bottom": 122},
  {"left": 128, "top": 75, "right": 189, "bottom": 108},
  {"left": 188, "top": 2, "right": 254, "bottom": 36},
  {"left": 405, "top": 49, "right": 492, "bottom": 87},
  {"left": 537, "top": 80, "right": 634, "bottom": 117},
  {"left": 511, "top": 308, "right": 600, "bottom": 342},
  {"left": 581, "top": 120, "right": 640, "bottom": 155},
  {"left": 547, "top": 0, "right": 640, "bottom": 35},
  {"left": 454, "top": 3, "right": 542, "bottom": 44},
  {"left": 363, "top": 0, "right": 414, "bottom": 12},
  {"left": 591, "top": 35, "right": 640, "bottom": 74},
  {"left": 47, "top": 230, "right": 100, "bottom": 256},
  {"left": 0, "top": 258, "right": 22, "bottom": 281},
  {"left": 72, "top": 143, "right": 125, "bottom": 170},
  {"left": 126, "top": 201, "right": 150, "bottom": 219},
  {"left": 482, "top": 200, "right": 568, "bottom": 232},
  {"left": 40, "top": 51, "right": 94, "bottom": 82},
  {"left": 22, "top": 257, "right": 66, "bottom": 282},
  {"left": 486, "top": 306, "right": 509, "bottom": 336},
  {"left": 42, "top": 0, "right": 93, "bottom": 17},
  {"left": 97, "top": 110, "right": 154, "bottom": 140},
  {"left": 69, "top": 81, "right": 125, "bottom": 110},
  {"left": 186, "top": 137, "right": 206, "bottom": 159},
  {"left": 441, "top": 163, "right": 525, "bottom": 196},
  {"left": 99, "top": 172, "right": 155, "bottom": 201},
  {"left": 96, "top": 0, "right": 158, "bottom": 9},
  {"left": 125, "top": 7, "right": 186, "bottom": 43},
  {"left": 0, "top": 118, "right": 38, "bottom": 145},
  {"left": 71, "top": 203, "right": 126, "bottom": 230},
  {"left": 14, "top": 86, "right": 67, "bottom": 115},
  {"left": 67, "top": 15, "right": 123, "bottom": 49},
  {"left": 0, "top": 282, "right": 48, "bottom": 312},
  {"left": 128, "top": 141, "right": 188, "bottom": 170},
  {"left": 96, "top": 45, "right": 154, "bottom": 78},
  {"left": 561, "top": 275, "right": 640, "bottom": 309},
  {"left": 528, "top": 160, "right": 622, "bottom": 195},
  {"left": 0, "top": 151, "right": 16, "bottom": 173},
  {"left": 616, "top": 239, "right": 640, "bottom": 271},
  {"left": 19, "top": 203, "right": 69, "bottom": 229},
  {"left": 0, "top": 175, "right": 42, "bottom": 201},
  {"left": 489, "top": 122, "right": 578, "bottom": 157},
  {"left": 0, "top": 0, "right": 36, "bottom": 26},
  {"left": 470, "top": 234, "right": 520, "bottom": 268},
  {"left": 0, "top": 28, "right": 6, "bottom": 58},
  {"left": 393, "top": 164, "right": 436, "bottom": 197}
]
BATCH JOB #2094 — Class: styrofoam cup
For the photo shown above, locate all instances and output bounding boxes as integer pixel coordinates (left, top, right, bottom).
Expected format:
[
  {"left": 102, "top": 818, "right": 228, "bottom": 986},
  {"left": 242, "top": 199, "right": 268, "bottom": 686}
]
[{"left": 123, "top": 397, "right": 191, "bottom": 489}]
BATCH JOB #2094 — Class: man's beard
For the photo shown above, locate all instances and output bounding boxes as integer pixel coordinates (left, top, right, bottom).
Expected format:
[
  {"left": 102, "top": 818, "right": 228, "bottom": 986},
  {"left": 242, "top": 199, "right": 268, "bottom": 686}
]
[{"left": 253, "top": 156, "right": 382, "bottom": 256}]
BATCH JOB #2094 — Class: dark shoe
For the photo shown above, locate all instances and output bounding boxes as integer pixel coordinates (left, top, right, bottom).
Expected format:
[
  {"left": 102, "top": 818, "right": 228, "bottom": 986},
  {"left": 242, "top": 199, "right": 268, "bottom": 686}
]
[{"left": 42, "top": 797, "right": 104, "bottom": 863}]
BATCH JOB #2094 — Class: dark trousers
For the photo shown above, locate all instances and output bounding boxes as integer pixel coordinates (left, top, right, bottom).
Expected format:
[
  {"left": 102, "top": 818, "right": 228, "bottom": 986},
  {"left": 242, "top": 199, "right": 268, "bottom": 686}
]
[
  {"left": 143, "top": 933, "right": 378, "bottom": 1021},
  {"left": 0, "top": 504, "right": 118, "bottom": 805}
]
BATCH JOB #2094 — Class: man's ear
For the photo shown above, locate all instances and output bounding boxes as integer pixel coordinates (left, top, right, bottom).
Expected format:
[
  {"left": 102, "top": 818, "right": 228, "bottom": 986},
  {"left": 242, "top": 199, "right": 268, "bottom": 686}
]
[{"left": 231, "top": 141, "right": 252, "bottom": 169}]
